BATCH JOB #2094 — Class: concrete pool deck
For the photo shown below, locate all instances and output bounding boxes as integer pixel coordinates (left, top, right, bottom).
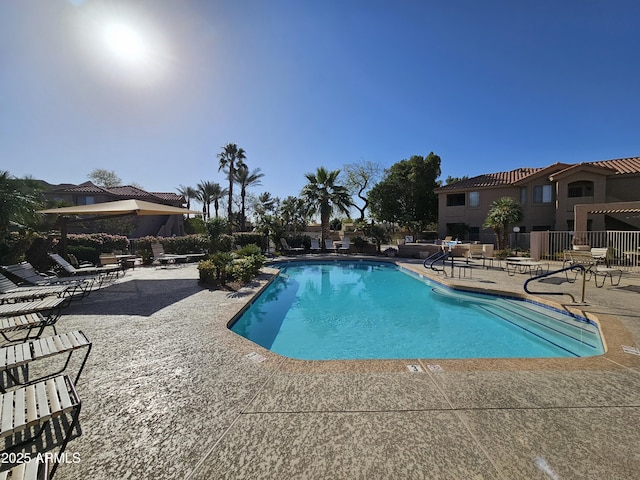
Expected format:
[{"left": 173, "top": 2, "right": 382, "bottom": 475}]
[{"left": 46, "top": 257, "right": 640, "bottom": 479}]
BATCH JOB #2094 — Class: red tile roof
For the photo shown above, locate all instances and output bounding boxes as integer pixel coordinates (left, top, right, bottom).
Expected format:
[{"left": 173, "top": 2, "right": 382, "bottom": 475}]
[
  {"left": 435, "top": 168, "right": 543, "bottom": 192},
  {"left": 48, "top": 181, "right": 183, "bottom": 203},
  {"left": 436, "top": 157, "right": 640, "bottom": 192}
]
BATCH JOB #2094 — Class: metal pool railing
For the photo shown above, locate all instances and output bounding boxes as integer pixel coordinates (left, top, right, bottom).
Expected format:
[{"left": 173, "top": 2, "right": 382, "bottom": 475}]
[{"left": 531, "top": 231, "right": 640, "bottom": 272}]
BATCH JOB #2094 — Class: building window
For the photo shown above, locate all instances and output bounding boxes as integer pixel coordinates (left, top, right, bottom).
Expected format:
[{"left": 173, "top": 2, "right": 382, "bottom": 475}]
[
  {"left": 520, "top": 187, "right": 527, "bottom": 205},
  {"left": 533, "top": 185, "right": 552, "bottom": 204},
  {"left": 468, "top": 226, "right": 480, "bottom": 242},
  {"left": 76, "top": 195, "right": 95, "bottom": 205},
  {"left": 567, "top": 181, "right": 594, "bottom": 198},
  {"left": 446, "top": 193, "right": 465, "bottom": 206},
  {"left": 468, "top": 191, "right": 480, "bottom": 208}
]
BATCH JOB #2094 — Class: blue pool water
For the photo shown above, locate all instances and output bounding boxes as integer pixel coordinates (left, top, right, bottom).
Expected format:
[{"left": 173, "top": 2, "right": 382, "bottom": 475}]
[{"left": 229, "top": 260, "right": 605, "bottom": 360}]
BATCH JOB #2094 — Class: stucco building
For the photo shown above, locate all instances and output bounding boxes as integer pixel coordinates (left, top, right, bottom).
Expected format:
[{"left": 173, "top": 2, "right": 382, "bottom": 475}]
[
  {"left": 43, "top": 181, "right": 187, "bottom": 237},
  {"left": 435, "top": 157, "right": 640, "bottom": 243}
]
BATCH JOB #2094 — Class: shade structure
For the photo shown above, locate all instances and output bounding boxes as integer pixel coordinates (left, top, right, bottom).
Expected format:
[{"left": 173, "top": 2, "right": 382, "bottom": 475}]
[
  {"left": 38, "top": 199, "right": 202, "bottom": 258},
  {"left": 38, "top": 199, "right": 201, "bottom": 216}
]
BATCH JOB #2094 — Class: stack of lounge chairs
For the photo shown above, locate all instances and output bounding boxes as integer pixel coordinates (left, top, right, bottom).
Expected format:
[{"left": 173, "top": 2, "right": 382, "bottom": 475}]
[{"left": 0, "top": 260, "right": 100, "bottom": 478}]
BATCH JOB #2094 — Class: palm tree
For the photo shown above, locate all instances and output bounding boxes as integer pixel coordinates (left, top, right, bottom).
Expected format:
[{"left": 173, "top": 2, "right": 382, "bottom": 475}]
[
  {"left": 217, "top": 143, "right": 246, "bottom": 232},
  {"left": 301, "top": 167, "right": 353, "bottom": 248},
  {"left": 197, "top": 181, "right": 227, "bottom": 221},
  {"left": 210, "top": 182, "right": 227, "bottom": 219},
  {"left": 176, "top": 185, "right": 198, "bottom": 218},
  {"left": 234, "top": 167, "right": 264, "bottom": 231},
  {"left": 0, "top": 171, "right": 43, "bottom": 237},
  {"left": 482, "top": 196, "right": 524, "bottom": 250}
]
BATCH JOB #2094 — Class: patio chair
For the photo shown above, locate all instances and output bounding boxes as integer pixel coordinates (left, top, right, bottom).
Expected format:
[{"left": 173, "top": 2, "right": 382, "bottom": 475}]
[
  {"left": 0, "top": 330, "right": 91, "bottom": 393},
  {"left": 592, "top": 265, "right": 623, "bottom": 288},
  {"left": 2, "top": 263, "right": 96, "bottom": 295},
  {"left": 468, "top": 244, "right": 495, "bottom": 269},
  {"left": 0, "top": 375, "right": 81, "bottom": 478},
  {"left": 150, "top": 242, "right": 205, "bottom": 266},
  {"left": 0, "top": 296, "right": 71, "bottom": 336},
  {"left": 338, "top": 236, "right": 351, "bottom": 254},
  {"left": 280, "top": 238, "right": 304, "bottom": 254},
  {"left": 324, "top": 239, "right": 338, "bottom": 252},
  {"left": 49, "top": 253, "right": 121, "bottom": 280},
  {"left": 309, "top": 238, "right": 321, "bottom": 252},
  {"left": 0, "top": 313, "right": 62, "bottom": 345},
  {"left": 0, "top": 273, "right": 78, "bottom": 305}
]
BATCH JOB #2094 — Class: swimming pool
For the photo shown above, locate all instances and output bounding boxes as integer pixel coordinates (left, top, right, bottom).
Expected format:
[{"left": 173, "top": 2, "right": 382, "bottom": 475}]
[{"left": 229, "top": 260, "right": 605, "bottom": 360}]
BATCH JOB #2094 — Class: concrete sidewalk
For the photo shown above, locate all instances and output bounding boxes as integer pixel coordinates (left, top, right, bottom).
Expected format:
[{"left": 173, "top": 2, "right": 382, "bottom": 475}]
[{"left": 49, "top": 259, "right": 640, "bottom": 479}]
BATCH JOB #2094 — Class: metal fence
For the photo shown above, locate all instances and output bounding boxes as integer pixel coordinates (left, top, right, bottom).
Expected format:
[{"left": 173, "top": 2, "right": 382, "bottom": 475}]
[{"left": 531, "top": 230, "right": 640, "bottom": 272}]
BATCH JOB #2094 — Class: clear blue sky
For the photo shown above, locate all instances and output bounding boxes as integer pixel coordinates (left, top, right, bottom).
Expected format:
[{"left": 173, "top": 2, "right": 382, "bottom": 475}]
[{"left": 3, "top": 0, "right": 640, "bottom": 207}]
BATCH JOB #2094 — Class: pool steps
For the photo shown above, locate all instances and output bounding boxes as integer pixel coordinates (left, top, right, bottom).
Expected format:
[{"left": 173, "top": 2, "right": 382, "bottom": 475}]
[{"left": 430, "top": 287, "right": 603, "bottom": 356}]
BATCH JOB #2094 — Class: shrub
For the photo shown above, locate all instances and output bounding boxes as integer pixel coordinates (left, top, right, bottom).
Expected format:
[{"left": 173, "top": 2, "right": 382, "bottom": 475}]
[
  {"left": 234, "top": 233, "right": 264, "bottom": 249},
  {"left": 68, "top": 245, "right": 99, "bottom": 265},
  {"left": 67, "top": 233, "right": 129, "bottom": 253},
  {"left": 231, "top": 253, "right": 266, "bottom": 283},
  {"left": 236, "top": 243, "right": 261, "bottom": 257},
  {"left": 199, "top": 252, "right": 235, "bottom": 285}
]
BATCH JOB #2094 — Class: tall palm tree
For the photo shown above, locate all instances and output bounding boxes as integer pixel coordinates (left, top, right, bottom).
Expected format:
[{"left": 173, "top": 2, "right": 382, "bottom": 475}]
[
  {"left": 301, "top": 167, "right": 353, "bottom": 248},
  {"left": 217, "top": 143, "right": 246, "bottom": 232},
  {"left": 176, "top": 185, "right": 198, "bottom": 218},
  {"left": 234, "top": 166, "right": 264, "bottom": 231},
  {"left": 197, "top": 181, "right": 227, "bottom": 221},
  {"left": 210, "top": 182, "right": 228, "bottom": 219}
]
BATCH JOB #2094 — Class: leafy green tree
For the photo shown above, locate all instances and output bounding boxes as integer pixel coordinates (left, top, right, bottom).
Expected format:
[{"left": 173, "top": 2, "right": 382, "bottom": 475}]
[
  {"left": 445, "top": 175, "right": 469, "bottom": 185},
  {"left": 368, "top": 153, "right": 441, "bottom": 238},
  {"left": 234, "top": 167, "right": 264, "bottom": 231},
  {"left": 301, "top": 167, "right": 353, "bottom": 248},
  {"left": 341, "top": 160, "right": 382, "bottom": 221},
  {"left": 482, "top": 197, "right": 524, "bottom": 250},
  {"left": 88, "top": 168, "right": 122, "bottom": 187},
  {"left": 217, "top": 143, "right": 246, "bottom": 231},
  {"left": 0, "top": 172, "right": 46, "bottom": 263}
]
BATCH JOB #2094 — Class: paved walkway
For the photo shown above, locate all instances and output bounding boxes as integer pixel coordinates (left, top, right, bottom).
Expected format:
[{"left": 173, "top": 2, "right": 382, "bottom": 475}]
[{"left": 46, "top": 258, "right": 640, "bottom": 480}]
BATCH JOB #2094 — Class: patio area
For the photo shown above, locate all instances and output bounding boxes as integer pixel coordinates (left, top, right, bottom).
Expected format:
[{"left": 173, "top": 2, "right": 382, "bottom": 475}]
[{"left": 48, "top": 258, "right": 640, "bottom": 479}]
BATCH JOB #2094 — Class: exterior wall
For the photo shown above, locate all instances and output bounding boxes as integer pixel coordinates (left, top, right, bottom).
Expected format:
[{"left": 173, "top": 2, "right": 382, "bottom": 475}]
[{"left": 554, "top": 172, "right": 607, "bottom": 231}]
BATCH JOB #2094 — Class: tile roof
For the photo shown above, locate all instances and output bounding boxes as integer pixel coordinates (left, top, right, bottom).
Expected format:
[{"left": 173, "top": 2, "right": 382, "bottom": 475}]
[
  {"left": 436, "top": 157, "right": 640, "bottom": 192},
  {"left": 435, "top": 168, "right": 543, "bottom": 192},
  {"left": 47, "top": 181, "right": 183, "bottom": 203}
]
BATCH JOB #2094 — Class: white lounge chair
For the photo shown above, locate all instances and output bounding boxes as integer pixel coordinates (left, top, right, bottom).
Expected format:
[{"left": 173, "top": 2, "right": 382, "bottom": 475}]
[
  {"left": 338, "top": 236, "right": 351, "bottom": 254},
  {"left": 309, "top": 238, "right": 321, "bottom": 252},
  {"left": 324, "top": 239, "right": 337, "bottom": 252}
]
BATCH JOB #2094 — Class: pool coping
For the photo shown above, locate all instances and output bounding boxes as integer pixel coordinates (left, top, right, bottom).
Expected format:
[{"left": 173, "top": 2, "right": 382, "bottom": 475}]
[{"left": 221, "top": 255, "right": 640, "bottom": 375}]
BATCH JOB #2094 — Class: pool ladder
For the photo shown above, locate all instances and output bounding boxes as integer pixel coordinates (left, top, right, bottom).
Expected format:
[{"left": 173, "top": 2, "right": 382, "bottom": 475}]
[
  {"left": 523, "top": 264, "right": 588, "bottom": 304},
  {"left": 423, "top": 251, "right": 460, "bottom": 276}
]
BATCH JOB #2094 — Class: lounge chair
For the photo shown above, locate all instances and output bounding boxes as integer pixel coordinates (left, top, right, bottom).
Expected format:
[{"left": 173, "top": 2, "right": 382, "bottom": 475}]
[
  {"left": 280, "top": 238, "right": 304, "bottom": 254},
  {"left": 0, "top": 313, "right": 62, "bottom": 345},
  {"left": 2, "top": 263, "right": 96, "bottom": 293},
  {"left": 151, "top": 243, "right": 205, "bottom": 266},
  {"left": 49, "top": 253, "right": 121, "bottom": 279},
  {"left": 0, "top": 273, "right": 77, "bottom": 304},
  {"left": 0, "top": 330, "right": 91, "bottom": 393},
  {"left": 338, "top": 236, "right": 351, "bottom": 254},
  {"left": 468, "top": 244, "right": 495, "bottom": 269},
  {"left": 0, "top": 295, "right": 71, "bottom": 329},
  {"left": 309, "top": 238, "right": 321, "bottom": 252},
  {"left": 324, "top": 239, "right": 338, "bottom": 252},
  {"left": 0, "top": 375, "right": 82, "bottom": 478}
]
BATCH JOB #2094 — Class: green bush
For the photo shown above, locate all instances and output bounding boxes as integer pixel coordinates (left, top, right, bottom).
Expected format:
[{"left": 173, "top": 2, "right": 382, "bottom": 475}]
[
  {"left": 67, "top": 233, "right": 129, "bottom": 252},
  {"left": 68, "top": 245, "right": 100, "bottom": 265},
  {"left": 234, "top": 233, "right": 265, "bottom": 250},
  {"left": 198, "top": 252, "right": 235, "bottom": 285},
  {"left": 231, "top": 253, "right": 266, "bottom": 283},
  {"left": 236, "top": 243, "right": 261, "bottom": 257}
]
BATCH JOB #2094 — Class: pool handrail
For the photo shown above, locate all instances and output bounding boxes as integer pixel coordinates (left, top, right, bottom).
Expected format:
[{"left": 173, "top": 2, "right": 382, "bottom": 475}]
[
  {"left": 523, "top": 264, "right": 588, "bottom": 304},
  {"left": 423, "top": 251, "right": 449, "bottom": 273}
]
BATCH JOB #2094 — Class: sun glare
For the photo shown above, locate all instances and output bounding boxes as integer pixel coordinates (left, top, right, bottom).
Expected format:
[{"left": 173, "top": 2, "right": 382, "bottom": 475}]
[
  {"left": 103, "top": 23, "right": 149, "bottom": 63},
  {"left": 73, "top": 4, "right": 171, "bottom": 88}
]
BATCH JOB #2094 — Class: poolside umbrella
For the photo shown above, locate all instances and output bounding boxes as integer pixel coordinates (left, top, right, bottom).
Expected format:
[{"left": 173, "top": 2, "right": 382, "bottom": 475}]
[{"left": 38, "top": 199, "right": 202, "bottom": 256}]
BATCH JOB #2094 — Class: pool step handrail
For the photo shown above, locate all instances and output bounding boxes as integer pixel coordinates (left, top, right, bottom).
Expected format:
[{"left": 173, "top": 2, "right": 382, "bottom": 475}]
[
  {"left": 423, "top": 251, "right": 449, "bottom": 273},
  {"left": 523, "top": 264, "right": 588, "bottom": 304}
]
